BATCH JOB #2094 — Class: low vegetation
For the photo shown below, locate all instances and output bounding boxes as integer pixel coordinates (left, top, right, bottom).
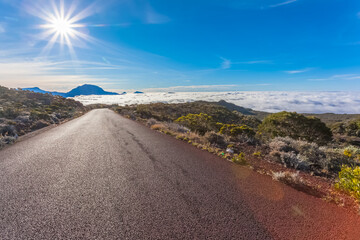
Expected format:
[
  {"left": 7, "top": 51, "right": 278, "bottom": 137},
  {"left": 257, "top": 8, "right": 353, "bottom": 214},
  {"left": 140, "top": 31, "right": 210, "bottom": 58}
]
[
  {"left": 115, "top": 101, "right": 261, "bottom": 128},
  {"left": 113, "top": 101, "right": 360, "bottom": 206},
  {"left": 175, "top": 113, "right": 215, "bottom": 135},
  {"left": 258, "top": 111, "right": 332, "bottom": 145},
  {"left": 335, "top": 165, "right": 360, "bottom": 200},
  {"left": 0, "top": 86, "right": 87, "bottom": 148}
]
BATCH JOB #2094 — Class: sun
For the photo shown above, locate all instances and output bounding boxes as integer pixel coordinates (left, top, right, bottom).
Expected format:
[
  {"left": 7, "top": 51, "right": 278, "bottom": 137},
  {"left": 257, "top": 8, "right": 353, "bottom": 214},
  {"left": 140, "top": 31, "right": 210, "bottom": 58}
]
[
  {"left": 32, "top": 0, "right": 94, "bottom": 55},
  {"left": 51, "top": 18, "right": 73, "bottom": 35}
]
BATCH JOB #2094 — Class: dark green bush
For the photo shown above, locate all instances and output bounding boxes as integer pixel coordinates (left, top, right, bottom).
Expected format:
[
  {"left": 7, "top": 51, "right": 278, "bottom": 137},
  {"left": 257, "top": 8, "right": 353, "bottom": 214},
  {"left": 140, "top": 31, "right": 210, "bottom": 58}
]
[
  {"left": 0, "top": 107, "right": 21, "bottom": 119},
  {"left": 258, "top": 111, "right": 332, "bottom": 145},
  {"left": 332, "top": 119, "right": 360, "bottom": 137},
  {"left": 218, "top": 123, "right": 255, "bottom": 137}
]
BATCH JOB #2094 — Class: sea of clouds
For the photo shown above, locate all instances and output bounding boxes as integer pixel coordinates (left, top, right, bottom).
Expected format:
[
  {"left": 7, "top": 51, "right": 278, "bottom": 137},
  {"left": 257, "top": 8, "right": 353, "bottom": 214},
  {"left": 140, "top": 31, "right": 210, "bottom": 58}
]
[{"left": 73, "top": 91, "right": 360, "bottom": 114}]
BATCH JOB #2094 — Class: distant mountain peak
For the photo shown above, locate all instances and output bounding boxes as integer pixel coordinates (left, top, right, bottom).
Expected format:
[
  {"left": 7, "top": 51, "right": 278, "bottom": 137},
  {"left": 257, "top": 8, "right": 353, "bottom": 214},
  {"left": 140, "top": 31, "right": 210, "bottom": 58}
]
[{"left": 22, "top": 84, "right": 119, "bottom": 97}]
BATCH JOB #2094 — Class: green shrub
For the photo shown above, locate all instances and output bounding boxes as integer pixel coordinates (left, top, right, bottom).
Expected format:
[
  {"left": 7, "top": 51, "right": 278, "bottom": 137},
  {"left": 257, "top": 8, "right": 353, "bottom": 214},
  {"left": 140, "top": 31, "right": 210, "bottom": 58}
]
[
  {"left": 0, "top": 107, "right": 21, "bottom": 119},
  {"left": 218, "top": 123, "right": 255, "bottom": 137},
  {"left": 335, "top": 165, "right": 360, "bottom": 200},
  {"left": 175, "top": 113, "right": 215, "bottom": 135},
  {"left": 332, "top": 119, "right": 360, "bottom": 137},
  {"left": 269, "top": 137, "right": 328, "bottom": 173},
  {"left": 30, "top": 110, "right": 50, "bottom": 121},
  {"left": 253, "top": 151, "right": 262, "bottom": 157},
  {"left": 343, "top": 146, "right": 360, "bottom": 161},
  {"left": 258, "top": 111, "right": 332, "bottom": 145},
  {"left": 232, "top": 152, "right": 247, "bottom": 165},
  {"left": 321, "top": 147, "right": 355, "bottom": 174}
]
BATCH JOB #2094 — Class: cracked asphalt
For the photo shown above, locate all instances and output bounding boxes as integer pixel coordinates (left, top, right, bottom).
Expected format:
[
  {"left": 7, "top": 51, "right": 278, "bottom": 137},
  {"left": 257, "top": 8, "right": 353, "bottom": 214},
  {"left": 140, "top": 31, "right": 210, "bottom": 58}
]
[{"left": 0, "top": 109, "right": 360, "bottom": 239}]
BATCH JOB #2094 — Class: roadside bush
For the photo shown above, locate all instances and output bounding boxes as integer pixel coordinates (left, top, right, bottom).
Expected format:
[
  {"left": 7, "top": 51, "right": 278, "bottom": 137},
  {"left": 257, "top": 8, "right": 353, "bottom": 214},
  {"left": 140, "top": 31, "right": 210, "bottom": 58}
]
[
  {"left": 258, "top": 111, "right": 332, "bottom": 145},
  {"left": 321, "top": 147, "right": 355, "bottom": 174},
  {"left": 164, "top": 122, "right": 190, "bottom": 133},
  {"left": 30, "top": 120, "right": 50, "bottom": 131},
  {"left": 232, "top": 152, "right": 247, "bottom": 165},
  {"left": 218, "top": 123, "right": 257, "bottom": 145},
  {"left": 272, "top": 171, "right": 303, "bottom": 185},
  {"left": 269, "top": 137, "right": 327, "bottom": 174},
  {"left": 218, "top": 124, "right": 255, "bottom": 137},
  {"left": 2, "top": 136, "right": 16, "bottom": 144},
  {"left": 0, "top": 136, "right": 17, "bottom": 149},
  {"left": 343, "top": 146, "right": 360, "bottom": 162},
  {"left": 175, "top": 113, "right": 215, "bottom": 135},
  {"left": 205, "top": 132, "right": 227, "bottom": 148},
  {"left": 335, "top": 165, "right": 360, "bottom": 200},
  {"left": 150, "top": 123, "right": 166, "bottom": 131},
  {"left": 0, "top": 124, "right": 17, "bottom": 137},
  {"left": 146, "top": 118, "right": 158, "bottom": 127},
  {"left": 271, "top": 171, "right": 323, "bottom": 197},
  {"left": 269, "top": 137, "right": 360, "bottom": 176}
]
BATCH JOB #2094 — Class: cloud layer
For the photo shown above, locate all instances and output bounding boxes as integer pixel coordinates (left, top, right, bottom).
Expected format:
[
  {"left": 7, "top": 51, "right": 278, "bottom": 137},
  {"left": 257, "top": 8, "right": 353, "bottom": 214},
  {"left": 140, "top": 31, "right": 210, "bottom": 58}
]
[{"left": 74, "top": 91, "right": 360, "bottom": 114}]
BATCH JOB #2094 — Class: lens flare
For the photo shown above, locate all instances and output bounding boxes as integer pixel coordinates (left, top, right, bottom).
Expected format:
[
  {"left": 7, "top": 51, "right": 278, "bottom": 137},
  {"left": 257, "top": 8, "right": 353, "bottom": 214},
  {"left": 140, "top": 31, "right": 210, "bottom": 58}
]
[
  {"left": 51, "top": 18, "right": 72, "bottom": 35},
  {"left": 30, "top": 0, "right": 95, "bottom": 57}
]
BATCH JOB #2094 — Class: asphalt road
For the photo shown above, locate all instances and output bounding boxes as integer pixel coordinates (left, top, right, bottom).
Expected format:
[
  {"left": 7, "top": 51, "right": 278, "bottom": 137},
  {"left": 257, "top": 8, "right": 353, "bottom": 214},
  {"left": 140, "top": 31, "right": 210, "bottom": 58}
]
[{"left": 1, "top": 109, "right": 360, "bottom": 239}]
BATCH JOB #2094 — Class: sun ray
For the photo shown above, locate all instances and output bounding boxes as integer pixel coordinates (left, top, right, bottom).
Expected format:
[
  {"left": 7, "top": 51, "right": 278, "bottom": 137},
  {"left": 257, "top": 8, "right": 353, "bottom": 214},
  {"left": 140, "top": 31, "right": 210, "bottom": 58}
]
[
  {"left": 32, "top": 0, "right": 95, "bottom": 57},
  {"left": 51, "top": 1, "right": 61, "bottom": 20},
  {"left": 65, "top": 2, "right": 78, "bottom": 22},
  {"left": 59, "top": 0, "right": 65, "bottom": 20},
  {"left": 42, "top": 32, "right": 60, "bottom": 55}
]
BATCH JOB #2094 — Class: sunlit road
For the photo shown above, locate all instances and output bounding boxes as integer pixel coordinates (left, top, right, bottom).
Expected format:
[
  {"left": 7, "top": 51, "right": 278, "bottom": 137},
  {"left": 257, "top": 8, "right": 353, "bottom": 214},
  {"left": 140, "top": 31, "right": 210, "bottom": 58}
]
[{"left": 0, "top": 109, "right": 359, "bottom": 239}]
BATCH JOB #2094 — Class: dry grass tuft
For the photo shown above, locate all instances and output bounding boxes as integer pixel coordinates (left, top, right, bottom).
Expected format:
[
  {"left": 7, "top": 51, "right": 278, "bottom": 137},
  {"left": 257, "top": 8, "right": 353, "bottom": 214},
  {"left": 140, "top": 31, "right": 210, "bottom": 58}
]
[
  {"left": 150, "top": 123, "right": 166, "bottom": 131},
  {"left": 272, "top": 171, "right": 324, "bottom": 198}
]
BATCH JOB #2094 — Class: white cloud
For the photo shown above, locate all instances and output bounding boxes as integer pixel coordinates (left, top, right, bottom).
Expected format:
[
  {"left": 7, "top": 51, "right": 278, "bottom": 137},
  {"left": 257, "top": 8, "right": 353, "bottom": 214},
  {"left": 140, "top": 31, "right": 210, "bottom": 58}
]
[
  {"left": 220, "top": 57, "right": 231, "bottom": 69},
  {"left": 269, "top": 0, "right": 297, "bottom": 8},
  {"left": 143, "top": 84, "right": 238, "bottom": 92},
  {"left": 142, "top": 83, "right": 272, "bottom": 92},
  {"left": 73, "top": 91, "right": 360, "bottom": 114},
  {"left": 284, "top": 68, "right": 311, "bottom": 74},
  {"left": 308, "top": 74, "right": 360, "bottom": 81},
  {"left": 236, "top": 60, "right": 272, "bottom": 64}
]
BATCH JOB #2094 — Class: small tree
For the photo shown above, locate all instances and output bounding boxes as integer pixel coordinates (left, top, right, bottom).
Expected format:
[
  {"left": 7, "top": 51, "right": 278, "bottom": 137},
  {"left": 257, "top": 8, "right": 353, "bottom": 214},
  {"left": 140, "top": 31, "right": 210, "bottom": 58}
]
[
  {"left": 258, "top": 111, "right": 332, "bottom": 145},
  {"left": 175, "top": 113, "right": 215, "bottom": 135}
]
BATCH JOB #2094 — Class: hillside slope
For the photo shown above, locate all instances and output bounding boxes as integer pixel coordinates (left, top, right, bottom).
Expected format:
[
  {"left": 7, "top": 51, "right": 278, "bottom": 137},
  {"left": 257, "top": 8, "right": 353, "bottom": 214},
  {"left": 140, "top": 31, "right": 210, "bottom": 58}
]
[{"left": 0, "top": 86, "right": 87, "bottom": 148}]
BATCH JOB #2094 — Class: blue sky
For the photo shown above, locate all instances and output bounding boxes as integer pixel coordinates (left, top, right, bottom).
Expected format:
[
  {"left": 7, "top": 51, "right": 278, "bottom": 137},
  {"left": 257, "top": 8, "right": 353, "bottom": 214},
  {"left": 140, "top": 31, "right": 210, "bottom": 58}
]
[{"left": 0, "top": 0, "right": 360, "bottom": 92}]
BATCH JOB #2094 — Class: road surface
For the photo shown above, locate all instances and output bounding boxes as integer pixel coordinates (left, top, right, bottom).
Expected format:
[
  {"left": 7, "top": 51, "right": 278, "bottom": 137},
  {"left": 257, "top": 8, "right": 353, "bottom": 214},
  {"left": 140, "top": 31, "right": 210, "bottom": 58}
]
[{"left": 0, "top": 109, "right": 359, "bottom": 239}]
